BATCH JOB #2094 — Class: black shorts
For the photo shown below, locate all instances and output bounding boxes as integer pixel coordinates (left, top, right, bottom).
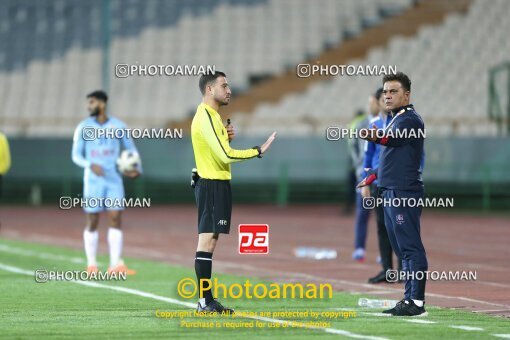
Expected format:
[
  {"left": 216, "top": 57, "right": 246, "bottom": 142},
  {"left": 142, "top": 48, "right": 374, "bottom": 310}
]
[{"left": 194, "top": 178, "right": 232, "bottom": 234}]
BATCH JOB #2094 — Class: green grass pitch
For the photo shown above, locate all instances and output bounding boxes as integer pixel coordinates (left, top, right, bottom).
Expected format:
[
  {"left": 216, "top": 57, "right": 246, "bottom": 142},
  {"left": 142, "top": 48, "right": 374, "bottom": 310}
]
[{"left": 0, "top": 238, "right": 508, "bottom": 339}]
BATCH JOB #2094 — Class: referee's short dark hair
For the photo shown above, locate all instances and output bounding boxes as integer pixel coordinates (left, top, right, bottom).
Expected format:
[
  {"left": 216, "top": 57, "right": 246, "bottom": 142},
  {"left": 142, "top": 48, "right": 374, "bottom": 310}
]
[
  {"left": 199, "top": 71, "right": 226, "bottom": 95},
  {"left": 87, "top": 90, "right": 108, "bottom": 103},
  {"left": 383, "top": 72, "right": 411, "bottom": 92}
]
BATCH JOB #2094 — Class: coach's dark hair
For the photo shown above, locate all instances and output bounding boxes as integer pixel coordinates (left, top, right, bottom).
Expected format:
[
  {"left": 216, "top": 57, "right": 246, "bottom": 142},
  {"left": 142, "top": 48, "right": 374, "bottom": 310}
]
[
  {"left": 383, "top": 72, "right": 411, "bottom": 92},
  {"left": 199, "top": 71, "right": 226, "bottom": 95},
  {"left": 374, "top": 87, "right": 383, "bottom": 100},
  {"left": 87, "top": 90, "right": 108, "bottom": 103}
]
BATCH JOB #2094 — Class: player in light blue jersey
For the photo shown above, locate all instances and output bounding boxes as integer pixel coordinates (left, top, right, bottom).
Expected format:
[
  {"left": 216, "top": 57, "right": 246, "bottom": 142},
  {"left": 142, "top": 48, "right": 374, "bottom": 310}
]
[{"left": 72, "top": 90, "right": 141, "bottom": 275}]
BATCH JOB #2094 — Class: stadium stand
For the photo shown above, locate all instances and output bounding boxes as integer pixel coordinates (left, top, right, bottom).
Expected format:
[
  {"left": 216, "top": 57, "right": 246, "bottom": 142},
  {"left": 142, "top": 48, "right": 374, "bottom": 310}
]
[
  {"left": 236, "top": 0, "right": 507, "bottom": 136},
  {"left": 0, "top": 0, "right": 413, "bottom": 136},
  {"left": 2, "top": 0, "right": 505, "bottom": 137}
]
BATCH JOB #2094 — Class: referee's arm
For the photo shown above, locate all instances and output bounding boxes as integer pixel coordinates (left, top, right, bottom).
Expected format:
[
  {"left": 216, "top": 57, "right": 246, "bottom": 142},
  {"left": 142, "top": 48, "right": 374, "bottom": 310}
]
[{"left": 201, "top": 116, "right": 260, "bottom": 164}]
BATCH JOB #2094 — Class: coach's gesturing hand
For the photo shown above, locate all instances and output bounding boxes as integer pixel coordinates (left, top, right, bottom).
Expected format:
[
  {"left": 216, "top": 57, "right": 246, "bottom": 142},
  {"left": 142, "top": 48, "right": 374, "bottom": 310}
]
[
  {"left": 360, "top": 185, "right": 371, "bottom": 199},
  {"left": 359, "top": 124, "right": 379, "bottom": 142},
  {"left": 260, "top": 131, "right": 277, "bottom": 154},
  {"left": 357, "top": 168, "right": 377, "bottom": 189}
]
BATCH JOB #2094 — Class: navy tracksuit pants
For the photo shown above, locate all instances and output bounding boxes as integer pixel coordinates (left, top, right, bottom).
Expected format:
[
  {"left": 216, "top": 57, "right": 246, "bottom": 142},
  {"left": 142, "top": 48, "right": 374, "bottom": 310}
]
[{"left": 381, "top": 188, "right": 428, "bottom": 300}]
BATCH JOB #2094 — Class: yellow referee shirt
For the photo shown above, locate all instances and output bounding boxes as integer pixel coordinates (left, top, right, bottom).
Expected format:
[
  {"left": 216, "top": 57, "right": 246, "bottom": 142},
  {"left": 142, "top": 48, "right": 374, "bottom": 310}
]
[
  {"left": 0, "top": 132, "right": 11, "bottom": 175},
  {"left": 191, "top": 103, "right": 259, "bottom": 180}
]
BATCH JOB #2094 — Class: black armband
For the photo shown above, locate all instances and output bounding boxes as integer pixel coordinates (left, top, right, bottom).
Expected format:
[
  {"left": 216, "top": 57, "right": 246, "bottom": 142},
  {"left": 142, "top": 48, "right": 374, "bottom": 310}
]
[{"left": 253, "top": 146, "right": 262, "bottom": 158}]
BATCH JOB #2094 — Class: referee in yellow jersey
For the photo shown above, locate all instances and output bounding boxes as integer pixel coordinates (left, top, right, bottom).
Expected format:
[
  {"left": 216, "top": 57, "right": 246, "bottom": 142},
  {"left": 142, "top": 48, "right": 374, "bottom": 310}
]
[
  {"left": 0, "top": 131, "right": 11, "bottom": 199},
  {"left": 191, "top": 71, "right": 276, "bottom": 314}
]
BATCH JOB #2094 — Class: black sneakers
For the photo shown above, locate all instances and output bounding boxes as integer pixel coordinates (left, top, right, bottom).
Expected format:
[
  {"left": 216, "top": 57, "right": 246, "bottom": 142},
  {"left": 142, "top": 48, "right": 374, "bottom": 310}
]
[
  {"left": 368, "top": 270, "right": 389, "bottom": 284},
  {"left": 393, "top": 299, "right": 427, "bottom": 316},
  {"left": 196, "top": 299, "right": 235, "bottom": 315},
  {"left": 384, "top": 299, "right": 427, "bottom": 317},
  {"left": 383, "top": 298, "right": 405, "bottom": 314}
]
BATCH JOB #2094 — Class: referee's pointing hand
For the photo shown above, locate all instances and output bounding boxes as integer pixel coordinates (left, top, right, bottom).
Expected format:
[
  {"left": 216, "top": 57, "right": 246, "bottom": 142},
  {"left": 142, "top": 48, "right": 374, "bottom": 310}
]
[{"left": 261, "top": 132, "right": 277, "bottom": 154}]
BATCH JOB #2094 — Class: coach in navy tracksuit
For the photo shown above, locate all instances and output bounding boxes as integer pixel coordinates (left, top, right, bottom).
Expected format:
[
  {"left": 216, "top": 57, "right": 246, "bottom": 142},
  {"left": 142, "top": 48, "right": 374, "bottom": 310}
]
[
  {"left": 362, "top": 88, "right": 403, "bottom": 284},
  {"left": 358, "top": 72, "right": 428, "bottom": 317}
]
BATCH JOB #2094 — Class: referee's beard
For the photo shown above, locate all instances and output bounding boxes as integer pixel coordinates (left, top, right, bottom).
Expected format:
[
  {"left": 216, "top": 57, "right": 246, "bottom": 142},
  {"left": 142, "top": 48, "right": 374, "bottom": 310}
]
[{"left": 216, "top": 95, "right": 230, "bottom": 106}]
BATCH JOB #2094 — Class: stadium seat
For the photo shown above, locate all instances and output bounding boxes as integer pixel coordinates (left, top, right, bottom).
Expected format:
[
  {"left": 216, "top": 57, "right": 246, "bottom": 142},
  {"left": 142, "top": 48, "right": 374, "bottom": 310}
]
[
  {"left": 0, "top": 0, "right": 414, "bottom": 135},
  {"left": 244, "top": 0, "right": 508, "bottom": 136}
]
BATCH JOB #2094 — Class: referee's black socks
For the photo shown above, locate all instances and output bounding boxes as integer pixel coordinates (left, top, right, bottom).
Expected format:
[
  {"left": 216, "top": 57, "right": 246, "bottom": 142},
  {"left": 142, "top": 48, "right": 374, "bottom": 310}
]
[{"left": 195, "top": 251, "right": 214, "bottom": 305}]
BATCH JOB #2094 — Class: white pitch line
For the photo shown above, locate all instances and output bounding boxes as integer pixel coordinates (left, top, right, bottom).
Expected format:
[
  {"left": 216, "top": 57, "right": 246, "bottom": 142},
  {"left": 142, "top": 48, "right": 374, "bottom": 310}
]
[
  {"left": 2, "top": 244, "right": 503, "bottom": 336},
  {"left": 449, "top": 325, "right": 484, "bottom": 331},
  {"left": 334, "top": 308, "right": 439, "bottom": 324},
  {"left": 492, "top": 334, "right": 510, "bottom": 339},
  {"left": 344, "top": 310, "right": 431, "bottom": 320},
  {"left": 0, "top": 263, "right": 33, "bottom": 276},
  {"left": 331, "top": 308, "right": 389, "bottom": 317},
  {"left": 5, "top": 234, "right": 509, "bottom": 310},
  {"left": 473, "top": 309, "right": 510, "bottom": 313},
  {"left": 362, "top": 312, "right": 391, "bottom": 317},
  {"left": 0, "top": 243, "right": 90, "bottom": 265},
  {"left": 203, "top": 257, "right": 510, "bottom": 309},
  {"left": 0, "top": 262, "right": 388, "bottom": 340},
  {"left": 2, "top": 241, "right": 507, "bottom": 313},
  {"left": 405, "top": 319, "right": 436, "bottom": 324}
]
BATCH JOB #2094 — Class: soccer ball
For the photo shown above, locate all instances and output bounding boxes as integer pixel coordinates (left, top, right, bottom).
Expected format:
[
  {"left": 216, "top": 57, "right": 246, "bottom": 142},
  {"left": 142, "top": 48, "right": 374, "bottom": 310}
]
[{"left": 117, "top": 150, "right": 140, "bottom": 173}]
